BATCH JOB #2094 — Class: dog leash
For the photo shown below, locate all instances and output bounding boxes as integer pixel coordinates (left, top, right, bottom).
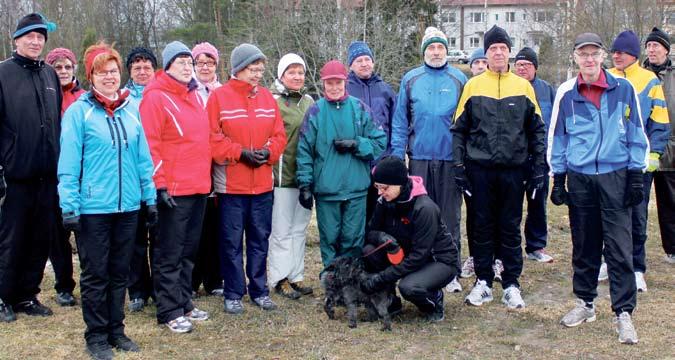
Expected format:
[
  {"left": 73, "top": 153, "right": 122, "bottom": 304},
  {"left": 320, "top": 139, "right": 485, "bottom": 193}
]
[{"left": 361, "top": 239, "right": 393, "bottom": 258}]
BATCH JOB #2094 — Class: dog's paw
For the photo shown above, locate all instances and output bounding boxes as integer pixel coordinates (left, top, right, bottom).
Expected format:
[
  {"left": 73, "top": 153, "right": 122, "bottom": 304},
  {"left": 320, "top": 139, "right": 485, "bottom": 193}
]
[{"left": 348, "top": 321, "right": 357, "bottom": 329}]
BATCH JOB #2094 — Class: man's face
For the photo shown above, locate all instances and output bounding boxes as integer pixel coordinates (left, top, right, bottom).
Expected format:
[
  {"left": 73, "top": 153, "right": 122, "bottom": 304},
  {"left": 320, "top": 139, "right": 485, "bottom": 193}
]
[
  {"left": 323, "top": 78, "right": 345, "bottom": 100},
  {"left": 486, "top": 43, "right": 510, "bottom": 72},
  {"left": 52, "top": 58, "right": 74, "bottom": 86},
  {"left": 574, "top": 45, "right": 605, "bottom": 79},
  {"left": 14, "top": 31, "right": 45, "bottom": 60},
  {"left": 514, "top": 60, "right": 536, "bottom": 81},
  {"left": 424, "top": 42, "right": 447, "bottom": 67},
  {"left": 611, "top": 51, "right": 637, "bottom": 71},
  {"left": 129, "top": 59, "right": 155, "bottom": 86},
  {"left": 470, "top": 59, "right": 487, "bottom": 76},
  {"left": 350, "top": 55, "right": 374, "bottom": 79},
  {"left": 645, "top": 41, "right": 669, "bottom": 66}
]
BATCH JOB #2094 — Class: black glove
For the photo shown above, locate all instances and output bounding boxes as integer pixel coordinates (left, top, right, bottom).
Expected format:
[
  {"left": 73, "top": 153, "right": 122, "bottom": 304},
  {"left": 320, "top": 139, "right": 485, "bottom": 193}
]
[
  {"left": 333, "top": 139, "right": 358, "bottom": 154},
  {"left": 62, "top": 212, "right": 81, "bottom": 233},
  {"left": 550, "top": 173, "right": 568, "bottom": 206},
  {"left": 157, "top": 188, "right": 177, "bottom": 209},
  {"left": 239, "top": 148, "right": 260, "bottom": 167},
  {"left": 624, "top": 170, "right": 644, "bottom": 207},
  {"left": 146, "top": 204, "right": 158, "bottom": 228},
  {"left": 361, "top": 272, "right": 385, "bottom": 294},
  {"left": 453, "top": 165, "right": 472, "bottom": 196},
  {"left": 253, "top": 148, "right": 270, "bottom": 167},
  {"left": 298, "top": 186, "right": 313, "bottom": 210},
  {"left": 0, "top": 165, "right": 6, "bottom": 205},
  {"left": 527, "top": 166, "right": 547, "bottom": 200}
]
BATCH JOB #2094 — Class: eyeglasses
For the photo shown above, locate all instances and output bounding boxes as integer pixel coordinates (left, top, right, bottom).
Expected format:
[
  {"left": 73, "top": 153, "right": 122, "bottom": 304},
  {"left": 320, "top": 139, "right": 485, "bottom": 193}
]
[
  {"left": 53, "top": 65, "right": 73, "bottom": 71},
  {"left": 574, "top": 51, "right": 603, "bottom": 60},
  {"left": 374, "top": 184, "right": 390, "bottom": 191},
  {"left": 93, "top": 69, "right": 120, "bottom": 77},
  {"left": 514, "top": 62, "right": 534, "bottom": 69},
  {"left": 245, "top": 66, "right": 265, "bottom": 75},
  {"left": 131, "top": 65, "right": 154, "bottom": 72},
  {"left": 196, "top": 61, "right": 216, "bottom": 68},
  {"left": 173, "top": 60, "right": 194, "bottom": 68}
]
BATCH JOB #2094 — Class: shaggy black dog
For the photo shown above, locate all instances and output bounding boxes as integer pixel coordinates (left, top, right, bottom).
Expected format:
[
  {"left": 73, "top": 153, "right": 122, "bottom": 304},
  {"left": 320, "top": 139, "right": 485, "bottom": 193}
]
[{"left": 320, "top": 256, "right": 392, "bottom": 331}]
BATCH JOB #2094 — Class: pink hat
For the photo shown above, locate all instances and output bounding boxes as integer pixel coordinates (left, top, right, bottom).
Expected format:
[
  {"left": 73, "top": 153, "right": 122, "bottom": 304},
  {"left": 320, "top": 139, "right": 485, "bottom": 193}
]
[
  {"left": 46, "top": 47, "right": 77, "bottom": 65},
  {"left": 192, "top": 42, "right": 219, "bottom": 64}
]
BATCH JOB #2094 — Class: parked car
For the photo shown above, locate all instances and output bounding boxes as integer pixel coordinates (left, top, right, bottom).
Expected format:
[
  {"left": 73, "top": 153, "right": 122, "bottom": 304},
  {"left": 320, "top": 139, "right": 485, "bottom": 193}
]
[{"left": 447, "top": 49, "right": 469, "bottom": 64}]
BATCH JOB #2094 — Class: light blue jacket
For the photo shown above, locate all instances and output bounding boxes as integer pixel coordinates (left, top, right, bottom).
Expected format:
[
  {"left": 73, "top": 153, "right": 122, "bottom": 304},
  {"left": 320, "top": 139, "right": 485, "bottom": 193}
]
[{"left": 58, "top": 91, "right": 156, "bottom": 216}]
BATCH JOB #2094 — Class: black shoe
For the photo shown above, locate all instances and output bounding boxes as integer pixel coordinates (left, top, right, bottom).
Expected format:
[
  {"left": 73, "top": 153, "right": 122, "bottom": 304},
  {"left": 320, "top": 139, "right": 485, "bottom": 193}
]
[
  {"left": 388, "top": 295, "right": 403, "bottom": 316},
  {"left": 0, "top": 299, "right": 16, "bottom": 322},
  {"left": 86, "top": 341, "right": 114, "bottom": 360},
  {"left": 14, "top": 300, "right": 53, "bottom": 317},
  {"left": 425, "top": 290, "right": 444, "bottom": 322},
  {"left": 128, "top": 298, "right": 145, "bottom": 312},
  {"left": 109, "top": 335, "right": 140, "bottom": 352},
  {"left": 56, "top": 292, "right": 77, "bottom": 307},
  {"left": 290, "top": 281, "right": 313, "bottom": 295}
]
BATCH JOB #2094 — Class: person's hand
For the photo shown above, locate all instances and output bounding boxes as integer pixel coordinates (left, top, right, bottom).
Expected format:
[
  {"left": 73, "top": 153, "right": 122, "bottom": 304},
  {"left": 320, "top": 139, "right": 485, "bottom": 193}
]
[
  {"left": 550, "top": 173, "right": 568, "bottom": 206},
  {"left": 361, "top": 272, "right": 385, "bottom": 294},
  {"left": 527, "top": 166, "right": 547, "bottom": 200},
  {"left": 253, "top": 148, "right": 270, "bottom": 167},
  {"left": 146, "top": 204, "right": 158, "bottom": 228},
  {"left": 624, "top": 170, "right": 644, "bottom": 207},
  {"left": 647, "top": 152, "right": 660, "bottom": 172},
  {"left": 157, "top": 188, "right": 177, "bottom": 209},
  {"left": 453, "top": 165, "right": 472, "bottom": 197},
  {"left": 298, "top": 186, "right": 313, "bottom": 210},
  {"left": 62, "top": 212, "right": 81, "bottom": 233},
  {"left": 333, "top": 139, "right": 358, "bottom": 154},
  {"left": 0, "top": 165, "right": 6, "bottom": 206},
  {"left": 239, "top": 149, "right": 260, "bottom": 167}
]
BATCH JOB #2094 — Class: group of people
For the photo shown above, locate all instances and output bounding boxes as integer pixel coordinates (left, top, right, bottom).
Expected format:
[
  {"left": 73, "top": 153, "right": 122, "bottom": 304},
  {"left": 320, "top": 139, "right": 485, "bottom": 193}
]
[{"left": 0, "top": 10, "right": 672, "bottom": 359}]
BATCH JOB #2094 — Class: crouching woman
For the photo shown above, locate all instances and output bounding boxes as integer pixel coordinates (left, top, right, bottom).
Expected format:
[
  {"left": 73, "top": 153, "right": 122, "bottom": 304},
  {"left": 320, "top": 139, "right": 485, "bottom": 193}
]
[{"left": 361, "top": 156, "right": 458, "bottom": 322}]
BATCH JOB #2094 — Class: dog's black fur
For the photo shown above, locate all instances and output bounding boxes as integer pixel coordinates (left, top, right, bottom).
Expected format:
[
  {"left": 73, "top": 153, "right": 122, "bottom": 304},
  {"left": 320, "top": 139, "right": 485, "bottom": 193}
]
[{"left": 320, "top": 256, "right": 392, "bottom": 331}]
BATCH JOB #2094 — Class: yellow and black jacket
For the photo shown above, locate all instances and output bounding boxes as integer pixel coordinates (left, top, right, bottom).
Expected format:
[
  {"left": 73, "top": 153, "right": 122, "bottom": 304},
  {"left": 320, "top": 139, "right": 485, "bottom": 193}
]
[{"left": 451, "top": 68, "right": 546, "bottom": 168}]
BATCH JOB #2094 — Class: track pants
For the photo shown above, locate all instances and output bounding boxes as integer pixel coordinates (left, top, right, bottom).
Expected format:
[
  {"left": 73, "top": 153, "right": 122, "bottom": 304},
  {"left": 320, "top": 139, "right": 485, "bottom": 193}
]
[
  {"left": 192, "top": 196, "right": 223, "bottom": 294},
  {"left": 630, "top": 172, "right": 654, "bottom": 272},
  {"left": 127, "top": 203, "right": 155, "bottom": 302},
  {"left": 51, "top": 218, "right": 76, "bottom": 294},
  {"left": 653, "top": 171, "right": 675, "bottom": 255},
  {"left": 316, "top": 195, "right": 366, "bottom": 269}
]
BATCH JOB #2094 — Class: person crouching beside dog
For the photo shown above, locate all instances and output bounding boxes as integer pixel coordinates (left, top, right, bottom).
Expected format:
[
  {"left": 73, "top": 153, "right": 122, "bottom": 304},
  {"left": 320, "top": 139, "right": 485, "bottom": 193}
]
[{"left": 361, "top": 156, "right": 459, "bottom": 322}]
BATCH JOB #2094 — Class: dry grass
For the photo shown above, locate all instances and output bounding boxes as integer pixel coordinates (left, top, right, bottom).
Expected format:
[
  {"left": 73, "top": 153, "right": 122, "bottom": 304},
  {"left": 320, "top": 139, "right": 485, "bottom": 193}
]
[{"left": 1, "top": 193, "right": 674, "bottom": 360}]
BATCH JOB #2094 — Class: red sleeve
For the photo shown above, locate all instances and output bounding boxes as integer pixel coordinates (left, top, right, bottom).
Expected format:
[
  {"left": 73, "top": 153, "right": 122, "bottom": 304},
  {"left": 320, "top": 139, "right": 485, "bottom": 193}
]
[
  {"left": 266, "top": 99, "right": 287, "bottom": 165},
  {"left": 207, "top": 91, "right": 243, "bottom": 164},
  {"left": 139, "top": 92, "right": 167, "bottom": 190}
]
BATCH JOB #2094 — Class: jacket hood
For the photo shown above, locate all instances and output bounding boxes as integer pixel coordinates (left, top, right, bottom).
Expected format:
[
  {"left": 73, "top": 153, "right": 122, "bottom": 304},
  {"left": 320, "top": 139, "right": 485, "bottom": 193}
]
[
  {"left": 272, "top": 78, "right": 305, "bottom": 98},
  {"left": 348, "top": 71, "right": 383, "bottom": 86},
  {"left": 144, "top": 70, "right": 197, "bottom": 96},
  {"left": 395, "top": 176, "right": 427, "bottom": 203}
]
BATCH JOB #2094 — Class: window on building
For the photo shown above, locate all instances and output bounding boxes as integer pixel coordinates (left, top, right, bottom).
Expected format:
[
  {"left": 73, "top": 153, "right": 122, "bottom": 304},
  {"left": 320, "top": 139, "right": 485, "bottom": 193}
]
[
  {"left": 448, "top": 11, "right": 456, "bottom": 23},
  {"left": 506, "top": 12, "right": 515, "bottom": 22},
  {"left": 533, "top": 37, "right": 542, "bottom": 46},
  {"left": 495, "top": 14, "right": 499, "bottom": 21},
  {"left": 511, "top": 37, "right": 517, "bottom": 48},
  {"left": 470, "top": 12, "right": 485, "bottom": 23},
  {"left": 535, "top": 11, "right": 554, "bottom": 22},
  {"left": 449, "top": 37, "right": 457, "bottom": 48},
  {"left": 470, "top": 37, "right": 480, "bottom": 48},
  {"left": 523, "top": 13, "right": 527, "bottom": 20}
]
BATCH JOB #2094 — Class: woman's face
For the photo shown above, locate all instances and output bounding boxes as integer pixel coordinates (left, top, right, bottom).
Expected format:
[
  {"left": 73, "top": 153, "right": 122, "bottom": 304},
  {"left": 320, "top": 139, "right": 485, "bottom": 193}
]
[
  {"left": 91, "top": 60, "right": 120, "bottom": 98},
  {"left": 195, "top": 53, "right": 217, "bottom": 84},
  {"left": 323, "top": 79, "right": 345, "bottom": 100},
  {"left": 280, "top": 64, "right": 305, "bottom": 91},
  {"left": 52, "top": 58, "right": 74, "bottom": 86},
  {"left": 374, "top": 183, "right": 402, "bottom": 202},
  {"left": 166, "top": 55, "right": 194, "bottom": 84},
  {"left": 236, "top": 61, "right": 265, "bottom": 87}
]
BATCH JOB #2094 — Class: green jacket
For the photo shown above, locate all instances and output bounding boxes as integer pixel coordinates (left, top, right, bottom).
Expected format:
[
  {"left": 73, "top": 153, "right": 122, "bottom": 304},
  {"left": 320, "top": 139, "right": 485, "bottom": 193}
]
[
  {"left": 296, "top": 95, "right": 386, "bottom": 201},
  {"left": 271, "top": 79, "right": 315, "bottom": 187}
]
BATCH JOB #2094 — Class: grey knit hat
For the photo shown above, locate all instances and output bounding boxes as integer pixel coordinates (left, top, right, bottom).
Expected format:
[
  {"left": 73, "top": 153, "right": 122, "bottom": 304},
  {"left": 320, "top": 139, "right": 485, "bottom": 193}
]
[
  {"left": 162, "top": 41, "right": 192, "bottom": 70},
  {"left": 230, "top": 43, "right": 267, "bottom": 76}
]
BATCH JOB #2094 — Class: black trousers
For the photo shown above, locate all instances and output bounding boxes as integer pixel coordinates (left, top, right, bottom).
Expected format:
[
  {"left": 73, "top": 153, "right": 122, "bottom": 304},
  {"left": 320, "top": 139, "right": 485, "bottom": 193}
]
[
  {"left": 653, "top": 171, "right": 675, "bottom": 255},
  {"left": 192, "top": 196, "right": 223, "bottom": 294},
  {"left": 0, "top": 178, "right": 57, "bottom": 305},
  {"left": 154, "top": 195, "right": 206, "bottom": 324},
  {"left": 127, "top": 203, "right": 155, "bottom": 302},
  {"left": 466, "top": 163, "right": 526, "bottom": 289},
  {"left": 568, "top": 170, "right": 636, "bottom": 314},
  {"left": 363, "top": 244, "right": 454, "bottom": 314},
  {"left": 77, "top": 211, "right": 137, "bottom": 344},
  {"left": 51, "top": 219, "right": 76, "bottom": 294}
]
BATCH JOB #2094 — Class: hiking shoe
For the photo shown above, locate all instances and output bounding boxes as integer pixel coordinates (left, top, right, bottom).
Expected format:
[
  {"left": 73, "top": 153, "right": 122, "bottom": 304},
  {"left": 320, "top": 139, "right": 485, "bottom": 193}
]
[
  {"left": 14, "top": 299, "right": 53, "bottom": 316},
  {"left": 444, "top": 277, "right": 462, "bottom": 293},
  {"left": 56, "top": 292, "right": 76, "bottom": 307},
  {"left": 290, "top": 281, "right": 314, "bottom": 295},
  {"left": 501, "top": 286, "right": 525, "bottom": 309},
  {"left": 614, "top": 312, "right": 638, "bottom": 344},
  {"left": 252, "top": 295, "right": 277, "bottom": 311},
  {"left": 526, "top": 249, "right": 554, "bottom": 263},
  {"left": 224, "top": 299, "right": 244, "bottom": 314},
  {"left": 465, "top": 280, "right": 493, "bottom": 306},
  {"left": 86, "top": 340, "right": 114, "bottom": 360},
  {"left": 210, "top": 288, "right": 224, "bottom": 296},
  {"left": 561, "top": 299, "right": 596, "bottom": 327},
  {"left": 493, "top": 259, "right": 504, "bottom": 282},
  {"left": 635, "top": 272, "right": 647, "bottom": 292},
  {"left": 186, "top": 307, "right": 209, "bottom": 321},
  {"left": 128, "top": 298, "right": 145, "bottom": 312},
  {"left": 275, "top": 279, "right": 301, "bottom": 300},
  {"left": 426, "top": 290, "right": 445, "bottom": 322},
  {"left": 460, "top": 256, "right": 475, "bottom": 278},
  {"left": 165, "top": 316, "right": 193, "bottom": 333},
  {"left": 598, "top": 262, "right": 608, "bottom": 281},
  {"left": 665, "top": 254, "right": 675, "bottom": 264},
  {"left": 0, "top": 299, "right": 16, "bottom": 322},
  {"left": 108, "top": 334, "right": 140, "bottom": 352}
]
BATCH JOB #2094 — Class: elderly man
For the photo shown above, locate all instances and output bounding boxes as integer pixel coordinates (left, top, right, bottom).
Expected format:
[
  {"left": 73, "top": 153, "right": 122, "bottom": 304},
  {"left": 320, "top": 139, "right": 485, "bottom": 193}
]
[
  {"left": 549, "top": 33, "right": 647, "bottom": 344},
  {"left": 469, "top": 48, "right": 487, "bottom": 76},
  {"left": 0, "top": 13, "right": 61, "bottom": 322}
]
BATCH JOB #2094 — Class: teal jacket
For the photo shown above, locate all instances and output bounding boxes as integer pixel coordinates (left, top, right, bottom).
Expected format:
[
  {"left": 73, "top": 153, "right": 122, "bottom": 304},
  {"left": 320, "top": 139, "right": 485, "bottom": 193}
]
[{"left": 296, "top": 95, "right": 386, "bottom": 201}]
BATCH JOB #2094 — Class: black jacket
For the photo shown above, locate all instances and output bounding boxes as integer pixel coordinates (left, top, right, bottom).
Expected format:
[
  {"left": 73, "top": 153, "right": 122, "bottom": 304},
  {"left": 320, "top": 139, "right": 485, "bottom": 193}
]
[{"left": 0, "top": 52, "right": 62, "bottom": 180}]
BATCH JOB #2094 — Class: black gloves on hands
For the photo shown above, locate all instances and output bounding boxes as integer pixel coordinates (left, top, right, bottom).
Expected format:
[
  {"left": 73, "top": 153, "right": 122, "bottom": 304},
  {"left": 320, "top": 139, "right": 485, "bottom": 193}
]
[
  {"left": 298, "top": 186, "right": 313, "bottom": 210},
  {"left": 146, "top": 204, "right": 158, "bottom": 228},
  {"left": 453, "top": 165, "right": 472, "bottom": 196},
  {"left": 361, "top": 272, "right": 385, "bottom": 294},
  {"left": 157, "top": 188, "right": 177, "bottom": 208},
  {"left": 240, "top": 148, "right": 269, "bottom": 168},
  {"left": 527, "top": 166, "right": 547, "bottom": 200},
  {"left": 62, "top": 212, "right": 81, "bottom": 233},
  {"left": 333, "top": 139, "right": 358, "bottom": 154},
  {"left": 254, "top": 148, "right": 270, "bottom": 163},
  {"left": 624, "top": 170, "right": 644, "bottom": 207},
  {"left": 550, "top": 173, "right": 568, "bottom": 206}
]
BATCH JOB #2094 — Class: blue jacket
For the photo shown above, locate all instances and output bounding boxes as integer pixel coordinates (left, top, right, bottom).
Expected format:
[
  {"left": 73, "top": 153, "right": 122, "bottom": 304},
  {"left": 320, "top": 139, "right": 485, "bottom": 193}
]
[
  {"left": 548, "top": 70, "right": 649, "bottom": 175},
  {"left": 125, "top": 80, "right": 145, "bottom": 106},
  {"left": 347, "top": 72, "right": 396, "bottom": 159},
  {"left": 391, "top": 63, "right": 467, "bottom": 160},
  {"left": 531, "top": 76, "right": 556, "bottom": 140},
  {"left": 58, "top": 91, "right": 156, "bottom": 216}
]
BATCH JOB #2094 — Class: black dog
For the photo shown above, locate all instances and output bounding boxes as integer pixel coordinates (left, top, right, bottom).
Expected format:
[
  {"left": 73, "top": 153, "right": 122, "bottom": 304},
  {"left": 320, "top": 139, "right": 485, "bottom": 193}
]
[{"left": 320, "top": 256, "right": 392, "bottom": 331}]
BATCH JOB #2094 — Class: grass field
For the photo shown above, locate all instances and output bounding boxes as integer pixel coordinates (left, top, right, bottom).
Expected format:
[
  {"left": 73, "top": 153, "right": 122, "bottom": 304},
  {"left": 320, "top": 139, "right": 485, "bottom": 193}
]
[{"left": 1, "top": 193, "right": 674, "bottom": 360}]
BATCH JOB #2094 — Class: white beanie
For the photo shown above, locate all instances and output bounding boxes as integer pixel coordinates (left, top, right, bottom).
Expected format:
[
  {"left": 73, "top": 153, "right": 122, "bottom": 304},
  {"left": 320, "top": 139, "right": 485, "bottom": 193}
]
[
  {"left": 421, "top": 26, "right": 448, "bottom": 53},
  {"left": 277, "top": 53, "right": 306, "bottom": 79}
]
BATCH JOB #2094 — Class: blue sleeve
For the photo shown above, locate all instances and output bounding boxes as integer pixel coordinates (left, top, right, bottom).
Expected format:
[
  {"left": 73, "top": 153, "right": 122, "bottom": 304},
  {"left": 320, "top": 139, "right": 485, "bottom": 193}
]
[
  {"left": 390, "top": 76, "right": 410, "bottom": 160},
  {"left": 548, "top": 92, "right": 568, "bottom": 175},
  {"left": 626, "top": 87, "right": 649, "bottom": 171},
  {"left": 136, "top": 122, "right": 157, "bottom": 205},
  {"left": 354, "top": 102, "right": 387, "bottom": 161},
  {"left": 296, "top": 106, "right": 318, "bottom": 189},
  {"left": 57, "top": 106, "right": 84, "bottom": 216}
]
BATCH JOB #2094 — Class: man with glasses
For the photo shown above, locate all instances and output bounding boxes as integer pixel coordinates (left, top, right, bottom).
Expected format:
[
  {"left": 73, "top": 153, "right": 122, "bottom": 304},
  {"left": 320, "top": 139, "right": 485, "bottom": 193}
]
[{"left": 549, "top": 33, "right": 648, "bottom": 344}]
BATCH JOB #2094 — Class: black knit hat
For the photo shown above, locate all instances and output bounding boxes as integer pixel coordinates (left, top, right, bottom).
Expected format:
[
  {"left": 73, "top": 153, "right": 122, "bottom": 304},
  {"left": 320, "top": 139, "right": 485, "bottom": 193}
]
[
  {"left": 515, "top": 47, "right": 538, "bottom": 69},
  {"left": 13, "top": 13, "right": 56, "bottom": 41},
  {"left": 373, "top": 157, "right": 408, "bottom": 186},
  {"left": 484, "top": 25, "right": 512, "bottom": 52},
  {"left": 126, "top": 47, "right": 158, "bottom": 71},
  {"left": 645, "top": 27, "right": 671, "bottom": 54}
]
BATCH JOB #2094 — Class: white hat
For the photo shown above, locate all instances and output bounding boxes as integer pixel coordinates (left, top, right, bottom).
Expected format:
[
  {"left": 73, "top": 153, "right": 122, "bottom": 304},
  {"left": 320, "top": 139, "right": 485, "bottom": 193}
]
[{"left": 277, "top": 53, "right": 306, "bottom": 79}]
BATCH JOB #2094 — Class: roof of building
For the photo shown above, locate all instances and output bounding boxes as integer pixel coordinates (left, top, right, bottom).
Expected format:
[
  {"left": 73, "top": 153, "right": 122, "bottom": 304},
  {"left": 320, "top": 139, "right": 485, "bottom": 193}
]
[{"left": 440, "top": 0, "right": 557, "bottom": 6}]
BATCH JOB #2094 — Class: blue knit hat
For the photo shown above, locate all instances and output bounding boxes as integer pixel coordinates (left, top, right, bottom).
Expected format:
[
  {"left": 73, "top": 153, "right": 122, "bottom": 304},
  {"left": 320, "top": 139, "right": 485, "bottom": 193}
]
[
  {"left": 347, "top": 41, "right": 374, "bottom": 66},
  {"left": 162, "top": 41, "right": 192, "bottom": 70},
  {"left": 611, "top": 30, "right": 640, "bottom": 58},
  {"left": 13, "top": 13, "right": 56, "bottom": 41},
  {"left": 469, "top": 48, "right": 486, "bottom": 66}
]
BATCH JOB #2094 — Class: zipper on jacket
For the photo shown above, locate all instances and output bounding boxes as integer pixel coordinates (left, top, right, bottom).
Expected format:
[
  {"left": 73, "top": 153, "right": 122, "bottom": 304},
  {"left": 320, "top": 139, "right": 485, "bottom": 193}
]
[
  {"left": 111, "top": 116, "right": 123, "bottom": 212},
  {"left": 595, "top": 103, "right": 604, "bottom": 174},
  {"left": 117, "top": 116, "right": 129, "bottom": 149},
  {"left": 105, "top": 117, "right": 116, "bottom": 148}
]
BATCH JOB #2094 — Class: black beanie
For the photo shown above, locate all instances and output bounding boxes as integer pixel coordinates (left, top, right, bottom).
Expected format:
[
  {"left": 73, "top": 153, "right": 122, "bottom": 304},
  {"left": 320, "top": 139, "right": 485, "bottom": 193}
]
[
  {"left": 645, "top": 27, "right": 671, "bottom": 54},
  {"left": 484, "top": 25, "right": 512, "bottom": 52},
  {"left": 515, "top": 47, "right": 538, "bottom": 69},
  {"left": 126, "top": 47, "right": 158, "bottom": 70},
  {"left": 13, "top": 13, "right": 55, "bottom": 41},
  {"left": 373, "top": 157, "right": 408, "bottom": 186}
]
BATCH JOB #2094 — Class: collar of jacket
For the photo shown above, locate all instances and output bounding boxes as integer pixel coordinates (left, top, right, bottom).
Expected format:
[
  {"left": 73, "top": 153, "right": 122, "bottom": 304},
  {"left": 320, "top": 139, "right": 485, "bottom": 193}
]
[
  {"left": 147, "top": 70, "right": 197, "bottom": 97},
  {"left": 614, "top": 60, "right": 641, "bottom": 78},
  {"left": 84, "top": 88, "right": 131, "bottom": 112},
  {"left": 228, "top": 78, "right": 258, "bottom": 97},
  {"left": 348, "top": 71, "right": 381, "bottom": 86},
  {"left": 125, "top": 79, "right": 145, "bottom": 97},
  {"left": 11, "top": 51, "right": 44, "bottom": 70},
  {"left": 572, "top": 69, "right": 617, "bottom": 101},
  {"left": 643, "top": 57, "right": 672, "bottom": 76},
  {"left": 62, "top": 77, "right": 82, "bottom": 94},
  {"left": 272, "top": 78, "right": 304, "bottom": 98},
  {"left": 423, "top": 61, "right": 448, "bottom": 72},
  {"left": 485, "top": 67, "right": 513, "bottom": 79}
]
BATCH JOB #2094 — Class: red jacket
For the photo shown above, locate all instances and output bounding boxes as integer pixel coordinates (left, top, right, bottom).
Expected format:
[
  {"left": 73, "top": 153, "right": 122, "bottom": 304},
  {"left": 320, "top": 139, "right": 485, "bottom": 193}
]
[
  {"left": 140, "top": 71, "right": 211, "bottom": 196},
  {"left": 61, "top": 80, "right": 85, "bottom": 115},
  {"left": 208, "top": 79, "right": 287, "bottom": 194}
]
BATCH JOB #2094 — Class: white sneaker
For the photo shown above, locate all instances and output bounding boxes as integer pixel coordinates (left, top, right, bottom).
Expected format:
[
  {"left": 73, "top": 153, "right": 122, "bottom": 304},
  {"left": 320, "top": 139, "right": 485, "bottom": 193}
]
[
  {"left": 493, "top": 259, "right": 504, "bottom": 282},
  {"left": 635, "top": 272, "right": 647, "bottom": 292},
  {"left": 665, "top": 254, "right": 675, "bottom": 264},
  {"left": 460, "top": 257, "right": 475, "bottom": 278},
  {"left": 614, "top": 312, "right": 638, "bottom": 344},
  {"left": 560, "top": 299, "right": 596, "bottom": 327},
  {"left": 598, "top": 262, "right": 608, "bottom": 281},
  {"left": 445, "top": 277, "right": 462, "bottom": 293},
  {"left": 501, "top": 286, "right": 525, "bottom": 309},
  {"left": 186, "top": 307, "right": 209, "bottom": 321},
  {"left": 526, "top": 249, "right": 554, "bottom": 263},
  {"left": 465, "top": 280, "right": 493, "bottom": 306}
]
